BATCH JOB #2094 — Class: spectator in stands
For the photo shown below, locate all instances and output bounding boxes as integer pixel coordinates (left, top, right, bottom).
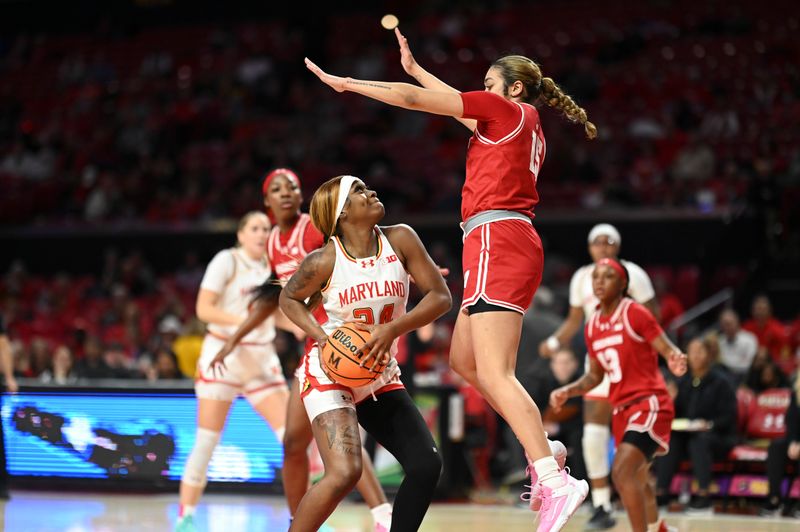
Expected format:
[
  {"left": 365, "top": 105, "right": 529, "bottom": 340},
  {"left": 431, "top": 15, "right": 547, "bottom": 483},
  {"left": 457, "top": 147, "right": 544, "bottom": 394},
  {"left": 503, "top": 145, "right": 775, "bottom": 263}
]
[
  {"left": 655, "top": 335, "right": 738, "bottom": 511},
  {"left": 760, "top": 377, "right": 800, "bottom": 517},
  {"left": 73, "top": 336, "right": 113, "bottom": 379},
  {"left": 152, "top": 347, "right": 185, "bottom": 380},
  {"left": 27, "top": 338, "right": 52, "bottom": 379},
  {"left": 746, "top": 355, "right": 791, "bottom": 393},
  {"left": 743, "top": 294, "right": 793, "bottom": 375},
  {"left": 38, "top": 345, "right": 77, "bottom": 385},
  {"left": 103, "top": 342, "right": 134, "bottom": 379},
  {"left": 172, "top": 317, "right": 205, "bottom": 378},
  {"left": 718, "top": 309, "right": 759, "bottom": 385}
]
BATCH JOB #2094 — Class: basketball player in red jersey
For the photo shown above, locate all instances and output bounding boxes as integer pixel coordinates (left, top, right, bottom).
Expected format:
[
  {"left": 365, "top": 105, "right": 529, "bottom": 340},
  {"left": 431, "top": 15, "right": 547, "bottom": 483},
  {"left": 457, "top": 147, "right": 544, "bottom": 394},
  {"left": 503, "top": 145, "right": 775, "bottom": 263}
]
[
  {"left": 305, "top": 28, "right": 595, "bottom": 530},
  {"left": 550, "top": 258, "right": 687, "bottom": 532},
  {"left": 213, "top": 168, "right": 393, "bottom": 530}
]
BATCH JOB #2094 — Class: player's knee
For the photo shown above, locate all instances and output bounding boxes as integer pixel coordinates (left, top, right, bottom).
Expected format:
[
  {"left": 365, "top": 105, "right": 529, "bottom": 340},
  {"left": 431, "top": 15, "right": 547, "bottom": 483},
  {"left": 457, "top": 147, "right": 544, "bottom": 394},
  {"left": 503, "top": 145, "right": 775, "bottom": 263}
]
[
  {"left": 404, "top": 446, "right": 442, "bottom": 487},
  {"left": 611, "top": 458, "right": 636, "bottom": 490},
  {"left": 325, "top": 458, "right": 362, "bottom": 495},
  {"left": 181, "top": 428, "right": 221, "bottom": 487}
]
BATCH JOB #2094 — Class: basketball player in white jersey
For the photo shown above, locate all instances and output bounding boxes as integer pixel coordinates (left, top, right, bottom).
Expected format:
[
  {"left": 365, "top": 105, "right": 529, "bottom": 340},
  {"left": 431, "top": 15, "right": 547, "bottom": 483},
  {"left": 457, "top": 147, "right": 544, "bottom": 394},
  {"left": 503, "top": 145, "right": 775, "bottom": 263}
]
[
  {"left": 539, "top": 223, "right": 658, "bottom": 529},
  {"left": 176, "top": 211, "right": 291, "bottom": 532},
  {"left": 280, "top": 175, "right": 451, "bottom": 532}
]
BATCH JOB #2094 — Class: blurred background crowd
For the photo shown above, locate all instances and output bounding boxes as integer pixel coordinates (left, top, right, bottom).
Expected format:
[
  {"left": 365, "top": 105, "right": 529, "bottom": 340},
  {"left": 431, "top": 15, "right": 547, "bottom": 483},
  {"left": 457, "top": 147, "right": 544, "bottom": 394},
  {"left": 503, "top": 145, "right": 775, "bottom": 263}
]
[{"left": 1, "top": 0, "right": 798, "bottom": 514}]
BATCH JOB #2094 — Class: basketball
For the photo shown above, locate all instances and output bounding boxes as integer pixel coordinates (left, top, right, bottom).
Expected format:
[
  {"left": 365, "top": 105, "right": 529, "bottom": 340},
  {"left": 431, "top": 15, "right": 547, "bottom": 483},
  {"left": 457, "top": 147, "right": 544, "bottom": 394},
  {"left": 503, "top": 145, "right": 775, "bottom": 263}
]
[{"left": 320, "top": 324, "right": 385, "bottom": 387}]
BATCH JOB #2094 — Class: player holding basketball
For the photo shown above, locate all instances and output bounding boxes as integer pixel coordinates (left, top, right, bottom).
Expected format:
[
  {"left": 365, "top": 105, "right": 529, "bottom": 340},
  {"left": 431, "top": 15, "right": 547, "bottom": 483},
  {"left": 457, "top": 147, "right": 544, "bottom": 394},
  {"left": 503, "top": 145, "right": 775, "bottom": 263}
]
[
  {"left": 280, "top": 175, "right": 451, "bottom": 532},
  {"left": 539, "top": 223, "right": 658, "bottom": 529},
  {"left": 213, "top": 168, "right": 393, "bottom": 530},
  {"left": 176, "top": 212, "right": 291, "bottom": 532},
  {"left": 305, "top": 27, "right": 593, "bottom": 530},
  {"left": 549, "top": 258, "right": 687, "bottom": 532}
]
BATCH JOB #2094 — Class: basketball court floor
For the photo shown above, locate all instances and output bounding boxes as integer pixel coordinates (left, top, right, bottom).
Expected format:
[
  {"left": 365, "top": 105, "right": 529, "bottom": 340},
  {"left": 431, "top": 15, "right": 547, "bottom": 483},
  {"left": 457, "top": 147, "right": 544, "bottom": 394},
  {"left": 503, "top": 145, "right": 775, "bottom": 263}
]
[{"left": 2, "top": 491, "right": 798, "bottom": 531}]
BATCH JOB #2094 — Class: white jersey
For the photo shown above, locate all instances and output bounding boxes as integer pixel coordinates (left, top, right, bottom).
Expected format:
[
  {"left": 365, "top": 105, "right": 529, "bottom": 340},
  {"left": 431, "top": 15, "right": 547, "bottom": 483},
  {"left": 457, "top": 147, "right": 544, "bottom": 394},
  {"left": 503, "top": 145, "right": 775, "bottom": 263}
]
[
  {"left": 569, "top": 259, "right": 655, "bottom": 319},
  {"left": 321, "top": 227, "right": 409, "bottom": 358},
  {"left": 199, "top": 247, "right": 275, "bottom": 344}
]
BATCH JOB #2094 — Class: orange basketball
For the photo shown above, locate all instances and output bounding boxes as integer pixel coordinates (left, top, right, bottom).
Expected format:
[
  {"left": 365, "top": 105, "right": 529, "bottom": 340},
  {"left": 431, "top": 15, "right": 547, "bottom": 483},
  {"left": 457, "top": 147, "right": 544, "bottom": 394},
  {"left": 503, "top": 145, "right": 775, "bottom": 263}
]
[{"left": 320, "top": 324, "right": 385, "bottom": 387}]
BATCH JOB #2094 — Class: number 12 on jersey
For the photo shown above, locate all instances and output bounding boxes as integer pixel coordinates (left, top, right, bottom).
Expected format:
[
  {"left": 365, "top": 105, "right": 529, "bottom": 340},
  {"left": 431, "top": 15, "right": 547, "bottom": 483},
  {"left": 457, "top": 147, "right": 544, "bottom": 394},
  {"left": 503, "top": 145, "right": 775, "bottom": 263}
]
[{"left": 353, "top": 304, "right": 395, "bottom": 325}]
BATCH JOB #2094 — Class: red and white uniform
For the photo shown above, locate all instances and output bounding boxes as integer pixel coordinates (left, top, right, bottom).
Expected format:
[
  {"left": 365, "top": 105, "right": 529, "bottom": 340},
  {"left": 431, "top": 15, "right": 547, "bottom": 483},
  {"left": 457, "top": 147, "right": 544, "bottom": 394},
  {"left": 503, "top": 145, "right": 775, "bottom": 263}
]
[
  {"left": 267, "top": 213, "right": 328, "bottom": 354},
  {"left": 195, "top": 248, "right": 286, "bottom": 404},
  {"left": 459, "top": 91, "right": 546, "bottom": 313},
  {"left": 266, "top": 213, "right": 325, "bottom": 282},
  {"left": 570, "top": 260, "right": 655, "bottom": 400},
  {"left": 298, "top": 227, "right": 407, "bottom": 422},
  {"left": 585, "top": 298, "right": 674, "bottom": 455}
]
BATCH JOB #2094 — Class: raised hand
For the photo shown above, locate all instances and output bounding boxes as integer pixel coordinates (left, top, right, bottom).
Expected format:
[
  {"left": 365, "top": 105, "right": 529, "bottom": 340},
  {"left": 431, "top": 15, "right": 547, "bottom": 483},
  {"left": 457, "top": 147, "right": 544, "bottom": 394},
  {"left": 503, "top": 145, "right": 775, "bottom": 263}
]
[
  {"left": 395, "top": 27, "right": 418, "bottom": 76},
  {"left": 305, "top": 58, "right": 348, "bottom": 92}
]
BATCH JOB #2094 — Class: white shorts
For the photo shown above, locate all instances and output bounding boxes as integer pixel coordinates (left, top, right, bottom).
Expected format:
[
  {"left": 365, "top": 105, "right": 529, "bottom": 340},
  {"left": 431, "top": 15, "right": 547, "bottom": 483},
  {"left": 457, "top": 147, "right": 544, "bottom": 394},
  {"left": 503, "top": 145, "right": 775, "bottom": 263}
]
[
  {"left": 296, "top": 344, "right": 404, "bottom": 423},
  {"left": 584, "top": 354, "right": 610, "bottom": 400},
  {"left": 195, "top": 334, "right": 287, "bottom": 405}
]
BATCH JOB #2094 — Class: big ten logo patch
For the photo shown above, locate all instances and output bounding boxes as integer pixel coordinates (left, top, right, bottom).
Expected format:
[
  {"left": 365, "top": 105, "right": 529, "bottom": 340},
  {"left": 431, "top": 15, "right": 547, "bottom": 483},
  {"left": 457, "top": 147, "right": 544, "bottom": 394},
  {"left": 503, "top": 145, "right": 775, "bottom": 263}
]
[{"left": 359, "top": 254, "right": 399, "bottom": 269}]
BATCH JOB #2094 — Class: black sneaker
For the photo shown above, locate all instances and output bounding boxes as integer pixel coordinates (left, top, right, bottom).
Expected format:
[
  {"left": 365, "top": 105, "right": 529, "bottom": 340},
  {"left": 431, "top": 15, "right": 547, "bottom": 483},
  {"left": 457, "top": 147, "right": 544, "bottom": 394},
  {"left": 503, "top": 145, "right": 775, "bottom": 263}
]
[
  {"left": 687, "top": 495, "right": 712, "bottom": 513},
  {"left": 758, "top": 497, "right": 781, "bottom": 517},
  {"left": 585, "top": 505, "right": 616, "bottom": 530}
]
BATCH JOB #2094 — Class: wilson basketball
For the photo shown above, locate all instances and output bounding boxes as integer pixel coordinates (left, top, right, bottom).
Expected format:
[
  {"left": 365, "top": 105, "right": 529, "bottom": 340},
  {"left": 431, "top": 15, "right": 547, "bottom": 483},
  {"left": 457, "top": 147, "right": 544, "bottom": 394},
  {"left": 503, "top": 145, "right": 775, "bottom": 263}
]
[{"left": 320, "top": 324, "right": 385, "bottom": 387}]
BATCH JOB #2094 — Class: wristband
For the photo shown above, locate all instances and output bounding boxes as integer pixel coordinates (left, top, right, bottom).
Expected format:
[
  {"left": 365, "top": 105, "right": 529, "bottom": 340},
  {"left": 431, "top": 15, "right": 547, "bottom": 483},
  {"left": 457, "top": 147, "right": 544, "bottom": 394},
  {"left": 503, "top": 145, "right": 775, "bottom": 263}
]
[{"left": 546, "top": 336, "right": 561, "bottom": 351}]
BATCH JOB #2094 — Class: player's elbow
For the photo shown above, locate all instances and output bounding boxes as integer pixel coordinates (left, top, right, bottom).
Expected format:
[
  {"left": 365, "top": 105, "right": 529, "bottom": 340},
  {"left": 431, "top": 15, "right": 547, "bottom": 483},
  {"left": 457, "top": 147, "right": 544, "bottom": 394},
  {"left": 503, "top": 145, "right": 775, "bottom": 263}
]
[
  {"left": 435, "top": 289, "right": 453, "bottom": 316},
  {"left": 402, "top": 87, "right": 420, "bottom": 108}
]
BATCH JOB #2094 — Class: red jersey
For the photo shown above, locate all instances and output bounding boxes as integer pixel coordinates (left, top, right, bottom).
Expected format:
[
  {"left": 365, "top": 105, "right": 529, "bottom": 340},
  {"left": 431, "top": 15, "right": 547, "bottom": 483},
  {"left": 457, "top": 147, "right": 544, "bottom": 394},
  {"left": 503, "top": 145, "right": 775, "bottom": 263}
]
[
  {"left": 459, "top": 91, "right": 546, "bottom": 221},
  {"left": 585, "top": 298, "right": 669, "bottom": 406},
  {"left": 266, "top": 213, "right": 327, "bottom": 333},
  {"left": 266, "top": 213, "right": 325, "bottom": 281}
]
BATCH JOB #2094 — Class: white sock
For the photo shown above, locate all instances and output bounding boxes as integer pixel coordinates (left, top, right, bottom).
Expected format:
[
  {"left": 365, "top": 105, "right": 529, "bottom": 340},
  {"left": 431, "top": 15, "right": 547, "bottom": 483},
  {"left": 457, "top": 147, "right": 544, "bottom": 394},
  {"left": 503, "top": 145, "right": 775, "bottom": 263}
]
[
  {"left": 647, "top": 519, "right": 661, "bottom": 532},
  {"left": 533, "top": 456, "right": 565, "bottom": 489},
  {"left": 592, "top": 486, "right": 612, "bottom": 511},
  {"left": 179, "top": 504, "right": 196, "bottom": 517},
  {"left": 370, "top": 502, "right": 392, "bottom": 527}
]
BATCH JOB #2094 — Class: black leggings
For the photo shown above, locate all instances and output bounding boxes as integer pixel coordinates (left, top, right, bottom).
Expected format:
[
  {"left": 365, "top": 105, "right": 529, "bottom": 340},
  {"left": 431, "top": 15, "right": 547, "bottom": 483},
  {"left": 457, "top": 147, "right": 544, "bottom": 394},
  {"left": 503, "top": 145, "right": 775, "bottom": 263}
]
[{"left": 357, "top": 390, "right": 442, "bottom": 532}]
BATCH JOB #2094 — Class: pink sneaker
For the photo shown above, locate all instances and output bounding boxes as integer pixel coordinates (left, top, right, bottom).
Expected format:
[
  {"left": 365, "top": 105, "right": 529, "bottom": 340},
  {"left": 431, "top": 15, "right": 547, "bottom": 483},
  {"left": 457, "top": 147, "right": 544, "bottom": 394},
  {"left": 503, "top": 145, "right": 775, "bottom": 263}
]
[
  {"left": 521, "top": 439, "right": 568, "bottom": 511},
  {"left": 374, "top": 524, "right": 390, "bottom": 532},
  {"left": 536, "top": 470, "right": 588, "bottom": 532}
]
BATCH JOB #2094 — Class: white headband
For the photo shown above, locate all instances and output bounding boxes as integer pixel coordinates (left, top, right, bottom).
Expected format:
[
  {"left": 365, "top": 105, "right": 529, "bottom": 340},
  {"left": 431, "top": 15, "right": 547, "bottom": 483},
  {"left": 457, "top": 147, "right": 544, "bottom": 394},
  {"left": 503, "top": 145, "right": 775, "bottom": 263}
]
[
  {"left": 588, "top": 223, "right": 621, "bottom": 245},
  {"left": 332, "top": 175, "right": 361, "bottom": 235}
]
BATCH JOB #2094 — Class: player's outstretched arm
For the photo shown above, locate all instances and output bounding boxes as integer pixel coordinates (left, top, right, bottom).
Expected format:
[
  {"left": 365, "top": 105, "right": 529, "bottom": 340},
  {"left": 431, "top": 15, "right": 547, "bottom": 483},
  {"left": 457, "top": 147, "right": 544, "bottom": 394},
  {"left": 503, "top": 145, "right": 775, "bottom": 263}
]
[
  {"left": 279, "top": 246, "right": 335, "bottom": 345},
  {"left": 550, "top": 357, "right": 604, "bottom": 411},
  {"left": 305, "top": 58, "right": 463, "bottom": 118},
  {"left": 394, "top": 28, "right": 477, "bottom": 132}
]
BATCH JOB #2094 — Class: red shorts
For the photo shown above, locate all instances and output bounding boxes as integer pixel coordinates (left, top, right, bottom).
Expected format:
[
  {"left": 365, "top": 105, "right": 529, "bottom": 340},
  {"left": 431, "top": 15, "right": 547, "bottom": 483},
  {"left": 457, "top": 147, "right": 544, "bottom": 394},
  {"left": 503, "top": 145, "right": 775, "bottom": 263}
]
[
  {"left": 612, "top": 393, "right": 674, "bottom": 457},
  {"left": 461, "top": 218, "right": 543, "bottom": 314}
]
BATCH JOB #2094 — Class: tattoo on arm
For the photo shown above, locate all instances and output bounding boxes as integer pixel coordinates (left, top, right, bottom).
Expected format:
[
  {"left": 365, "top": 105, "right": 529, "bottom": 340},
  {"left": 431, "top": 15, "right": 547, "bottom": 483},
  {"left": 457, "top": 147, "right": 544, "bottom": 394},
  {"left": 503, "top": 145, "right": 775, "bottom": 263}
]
[
  {"left": 573, "top": 373, "right": 602, "bottom": 395},
  {"left": 285, "top": 251, "right": 325, "bottom": 299},
  {"left": 346, "top": 80, "right": 392, "bottom": 90}
]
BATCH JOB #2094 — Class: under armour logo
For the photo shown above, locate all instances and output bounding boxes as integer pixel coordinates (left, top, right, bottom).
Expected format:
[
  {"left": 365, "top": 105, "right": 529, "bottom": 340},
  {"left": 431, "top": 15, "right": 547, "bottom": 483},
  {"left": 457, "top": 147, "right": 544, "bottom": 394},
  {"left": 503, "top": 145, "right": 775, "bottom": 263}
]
[{"left": 360, "top": 259, "right": 375, "bottom": 268}]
